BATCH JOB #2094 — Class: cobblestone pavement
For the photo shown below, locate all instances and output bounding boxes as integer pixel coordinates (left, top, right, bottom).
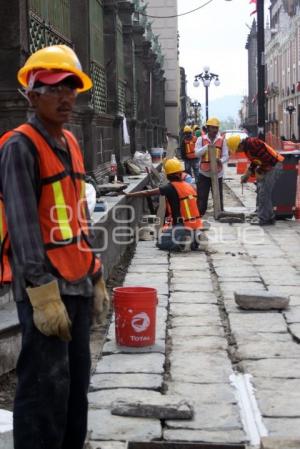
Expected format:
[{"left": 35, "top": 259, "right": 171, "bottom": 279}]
[{"left": 88, "top": 167, "right": 300, "bottom": 448}]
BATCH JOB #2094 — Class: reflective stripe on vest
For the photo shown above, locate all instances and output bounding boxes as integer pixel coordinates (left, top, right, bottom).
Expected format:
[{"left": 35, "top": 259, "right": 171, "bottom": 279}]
[
  {"left": 170, "top": 181, "right": 202, "bottom": 230},
  {"left": 0, "top": 125, "right": 101, "bottom": 283},
  {"left": 200, "top": 136, "right": 224, "bottom": 172},
  {"left": 184, "top": 136, "right": 197, "bottom": 159}
]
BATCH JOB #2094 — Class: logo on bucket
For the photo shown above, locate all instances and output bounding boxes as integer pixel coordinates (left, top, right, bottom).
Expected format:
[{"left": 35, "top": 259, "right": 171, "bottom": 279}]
[{"left": 131, "top": 312, "right": 150, "bottom": 333}]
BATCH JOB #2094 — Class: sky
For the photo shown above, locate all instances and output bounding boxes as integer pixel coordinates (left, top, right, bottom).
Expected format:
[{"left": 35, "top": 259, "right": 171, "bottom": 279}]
[{"left": 178, "top": 0, "right": 271, "bottom": 105}]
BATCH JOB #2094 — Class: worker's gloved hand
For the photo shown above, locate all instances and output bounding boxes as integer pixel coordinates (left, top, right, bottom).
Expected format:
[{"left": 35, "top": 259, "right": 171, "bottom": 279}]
[
  {"left": 240, "top": 174, "right": 249, "bottom": 184},
  {"left": 26, "top": 280, "right": 72, "bottom": 341},
  {"left": 93, "top": 275, "right": 110, "bottom": 325},
  {"left": 255, "top": 168, "right": 265, "bottom": 181}
]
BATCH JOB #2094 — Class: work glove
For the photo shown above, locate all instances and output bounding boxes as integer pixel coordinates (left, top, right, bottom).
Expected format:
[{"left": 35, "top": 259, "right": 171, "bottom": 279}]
[
  {"left": 26, "top": 280, "right": 72, "bottom": 341},
  {"left": 92, "top": 275, "right": 110, "bottom": 325},
  {"left": 240, "top": 174, "right": 249, "bottom": 184}
]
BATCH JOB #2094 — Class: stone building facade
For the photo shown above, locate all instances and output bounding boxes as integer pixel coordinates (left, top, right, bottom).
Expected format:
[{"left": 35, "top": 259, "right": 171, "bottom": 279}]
[
  {"left": 144, "top": 0, "right": 180, "bottom": 139},
  {"left": 265, "top": 0, "right": 300, "bottom": 140},
  {"left": 244, "top": 20, "right": 258, "bottom": 136},
  {"left": 0, "top": 0, "right": 166, "bottom": 176}
]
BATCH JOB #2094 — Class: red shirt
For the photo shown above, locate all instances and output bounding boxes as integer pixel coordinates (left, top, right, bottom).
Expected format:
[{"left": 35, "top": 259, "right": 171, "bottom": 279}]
[{"left": 243, "top": 137, "right": 282, "bottom": 172}]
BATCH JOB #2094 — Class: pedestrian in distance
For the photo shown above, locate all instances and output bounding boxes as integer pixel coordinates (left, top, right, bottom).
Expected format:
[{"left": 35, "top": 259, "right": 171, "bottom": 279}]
[
  {"left": 195, "top": 117, "right": 229, "bottom": 216},
  {"left": 126, "top": 158, "right": 203, "bottom": 251},
  {"left": 0, "top": 45, "right": 110, "bottom": 449},
  {"left": 179, "top": 125, "right": 200, "bottom": 180},
  {"left": 227, "top": 135, "right": 284, "bottom": 226}
]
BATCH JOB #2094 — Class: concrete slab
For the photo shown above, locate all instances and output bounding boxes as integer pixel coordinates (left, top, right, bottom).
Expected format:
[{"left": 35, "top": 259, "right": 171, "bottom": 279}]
[
  {"left": 263, "top": 418, "right": 300, "bottom": 439},
  {"left": 88, "top": 442, "right": 127, "bottom": 449},
  {"left": 284, "top": 306, "right": 300, "bottom": 324},
  {"left": 102, "top": 339, "right": 165, "bottom": 355},
  {"left": 170, "top": 281, "right": 214, "bottom": 292},
  {"left": 90, "top": 373, "right": 163, "bottom": 391},
  {"left": 171, "top": 314, "right": 222, "bottom": 327},
  {"left": 289, "top": 323, "right": 300, "bottom": 340},
  {"left": 88, "top": 409, "right": 161, "bottom": 441},
  {"left": 170, "top": 335, "right": 227, "bottom": 352},
  {"left": 261, "top": 436, "right": 300, "bottom": 449}
]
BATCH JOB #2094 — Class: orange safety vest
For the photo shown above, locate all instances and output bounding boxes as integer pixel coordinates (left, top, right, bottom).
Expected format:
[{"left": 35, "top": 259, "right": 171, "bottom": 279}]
[
  {"left": 200, "top": 135, "right": 224, "bottom": 173},
  {"left": 164, "top": 181, "right": 202, "bottom": 230},
  {"left": 184, "top": 136, "right": 197, "bottom": 159},
  {"left": 0, "top": 124, "right": 101, "bottom": 285}
]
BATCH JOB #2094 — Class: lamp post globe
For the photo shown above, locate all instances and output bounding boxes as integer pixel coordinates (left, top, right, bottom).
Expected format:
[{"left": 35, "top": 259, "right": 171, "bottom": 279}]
[{"left": 193, "top": 67, "right": 220, "bottom": 122}]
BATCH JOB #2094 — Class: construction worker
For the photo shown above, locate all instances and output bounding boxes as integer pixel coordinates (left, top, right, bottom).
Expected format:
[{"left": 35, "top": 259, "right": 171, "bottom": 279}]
[
  {"left": 193, "top": 124, "right": 201, "bottom": 138},
  {"left": 179, "top": 125, "right": 199, "bottom": 180},
  {"left": 0, "top": 45, "right": 110, "bottom": 449},
  {"left": 126, "top": 158, "right": 202, "bottom": 251},
  {"left": 195, "top": 117, "right": 229, "bottom": 216},
  {"left": 227, "top": 135, "right": 284, "bottom": 226}
]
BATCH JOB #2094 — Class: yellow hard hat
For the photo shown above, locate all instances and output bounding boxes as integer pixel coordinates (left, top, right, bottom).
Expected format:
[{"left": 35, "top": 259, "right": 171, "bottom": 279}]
[
  {"left": 183, "top": 125, "right": 193, "bottom": 133},
  {"left": 18, "top": 45, "right": 92, "bottom": 93},
  {"left": 164, "top": 158, "right": 184, "bottom": 175},
  {"left": 206, "top": 117, "right": 220, "bottom": 127},
  {"left": 226, "top": 135, "right": 241, "bottom": 153},
  {"left": 193, "top": 125, "right": 200, "bottom": 131}
]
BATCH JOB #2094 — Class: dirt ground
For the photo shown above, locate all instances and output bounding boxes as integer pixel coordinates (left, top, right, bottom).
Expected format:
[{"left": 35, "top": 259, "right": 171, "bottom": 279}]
[{"left": 0, "top": 244, "right": 136, "bottom": 412}]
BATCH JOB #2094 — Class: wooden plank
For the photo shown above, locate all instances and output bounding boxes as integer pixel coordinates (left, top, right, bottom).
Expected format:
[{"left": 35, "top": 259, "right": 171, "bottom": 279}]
[{"left": 208, "top": 144, "right": 221, "bottom": 219}]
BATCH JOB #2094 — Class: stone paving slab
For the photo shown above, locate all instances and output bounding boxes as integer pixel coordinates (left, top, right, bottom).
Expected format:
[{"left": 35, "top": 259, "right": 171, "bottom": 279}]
[
  {"left": 171, "top": 314, "right": 222, "bottom": 327},
  {"left": 214, "top": 266, "right": 259, "bottom": 277},
  {"left": 229, "top": 312, "right": 287, "bottom": 334},
  {"left": 88, "top": 409, "right": 161, "bottom": 441},
  {"left": 166, "top": 402, "right": 241, "bottom": 430},
  {"left": 90, "top": 373, "right": 163, "bottom": 391},
  {"left": 244, "top": 359, "right": 300, "bottom": 378},
  {"left": 169, "top": 325, "right": 224, "bottom": 338},
  {"left": 170, "top": 335, "right": 227, "bottom": 352},
  {"left": 169, "top": 292, "right": 217, "bottom": 304},
  {"left": 236, "top": 332, "right": 300, "bottom": 360},
  {"left": 261, "top": 437, "right": 300, "bottom": 449},
  {"left": 252, "top": 378, "right": 300, "bottom": 417},
  {"left": 263, "top": 418, "right": 300, "bottom": 439},
  {"left": 171, "top": 270, "right": 211, "bottom": 279},
  {"left": 163, "top": 428, "right": 247, "bottom": 444},
  {"left": 169, "top": 352, "right": 233, "bottom": 383},
  {"left": 88, "top": 388, "right": 162, "bottom": 409},
  {"left": 166, "top": 382, "right": 236, "bottom": 403},
  {"left": 169, "top": 303, "right": 219, "bottom": 318},
  {"left": 170, "top": 281, "right": 214, "bottom": 292},
  {"left": 289, "top": 323, "right": 300, "bottom": 339},
  {"left": 89, "top": 442, "right": 127, "bottom": 449},
  {"left": 284, "top": 306, "right": 300, "bottom": 323},
  {"left": 128, "top": 265, "right": 169, "bottom": 273},
  {"left": 95, "top": 353, "right": 165, "bottom": 375},
  {"left": 102, "top": 339, "right": 165, "bottom": 355}
]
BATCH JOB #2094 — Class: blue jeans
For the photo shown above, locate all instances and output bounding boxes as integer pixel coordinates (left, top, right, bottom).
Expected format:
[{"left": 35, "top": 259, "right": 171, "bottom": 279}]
[
  {"left": 184, "top": 158, "right": 199, "bottom": 180},
  {"left": 13, "top": 295, "right": 92, "bottom": 449}
]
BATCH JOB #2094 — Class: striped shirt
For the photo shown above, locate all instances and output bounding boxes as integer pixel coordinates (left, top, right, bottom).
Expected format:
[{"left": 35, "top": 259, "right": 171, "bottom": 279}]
[{"left": 243, "top": 137, "right": 281, "bottom": 173}]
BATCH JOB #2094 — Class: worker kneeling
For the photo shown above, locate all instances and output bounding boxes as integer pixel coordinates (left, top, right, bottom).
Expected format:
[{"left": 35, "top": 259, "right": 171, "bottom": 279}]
[{"left": 126, "top": 158, "right": 203, "bottom": 251}]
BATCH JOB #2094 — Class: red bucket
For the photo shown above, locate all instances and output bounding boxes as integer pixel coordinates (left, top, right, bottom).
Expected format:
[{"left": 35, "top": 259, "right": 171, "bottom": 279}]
[{"left": 113, "top": 286, "right": 157, "bottom": 347}]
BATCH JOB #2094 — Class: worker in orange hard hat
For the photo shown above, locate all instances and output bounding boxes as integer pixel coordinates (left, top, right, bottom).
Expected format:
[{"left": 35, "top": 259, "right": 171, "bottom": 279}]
[
  {"left": 179, "top": 125, "right": 200, "bottom": 180},
  {"left": 195, "top": 117, "right": 229, "bottom": 216},
  {"left": 126, "top": 158, "right": 203, "bottom": 251},
  {"left": 0, "top": 45, "right": 109, "bottom": 449}
]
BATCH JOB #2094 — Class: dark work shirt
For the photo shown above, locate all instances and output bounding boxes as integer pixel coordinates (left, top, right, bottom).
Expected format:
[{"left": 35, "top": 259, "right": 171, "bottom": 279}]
[
  {"left": 243, "top": 137, "right": 281, "bottom": 173},
  {"left": 159, "top": 183, "right": 182, "bottom": 225},
  {"left": 0, "top": 115, "right": 95, "bottom": 301}
]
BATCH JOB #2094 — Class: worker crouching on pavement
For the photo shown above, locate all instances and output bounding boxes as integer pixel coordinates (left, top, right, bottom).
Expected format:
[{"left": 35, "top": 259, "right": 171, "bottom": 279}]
[
  {"left": 195, "top": 117, "right": 229, "bottom": 216},
  {"left": 0, "top": 45, "right": 110, "bottom": 449},
  {"left": 227, "top": 135, "right": 284, "bottom": 226},
  {"left": 126, "top": 158, "right": 203, "bottom": 251},
  {"left": 179, "top": 125, "right": 200, "bottom": 180}
]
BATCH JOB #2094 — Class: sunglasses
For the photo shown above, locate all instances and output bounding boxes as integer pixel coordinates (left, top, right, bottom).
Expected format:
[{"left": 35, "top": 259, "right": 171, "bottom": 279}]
[{"left": 32, "top": 85, "right": 78, "bottom": 97}]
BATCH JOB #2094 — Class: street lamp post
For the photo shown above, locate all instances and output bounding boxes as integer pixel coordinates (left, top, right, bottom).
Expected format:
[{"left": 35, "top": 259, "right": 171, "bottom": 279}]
[
  {"left": 286, "top": 102, "right": 296, "bottom": 140},
  {"left": 190, "top": 100, "right": 201, "bottom": 125},
  {"left": 193, "top": 67, "right": 220, "bottom": 122}
]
